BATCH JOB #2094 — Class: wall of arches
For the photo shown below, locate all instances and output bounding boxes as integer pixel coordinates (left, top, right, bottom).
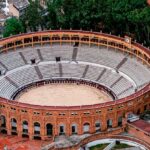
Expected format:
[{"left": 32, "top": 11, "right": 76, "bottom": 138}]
[
  {"left": 0, "top": 95, "right": 149, "bottom": 140},
  {"left": 0, "top": 30, "right": 150, "bottom": 140}
]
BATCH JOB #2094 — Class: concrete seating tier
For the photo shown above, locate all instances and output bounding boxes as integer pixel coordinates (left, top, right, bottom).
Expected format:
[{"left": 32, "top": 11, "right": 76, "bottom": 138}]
[
  {"left": 0, "top": 44, "right": 149, "bottom": 100},
  {"left": 0, "top": 63, "right": 134, "bottom": 100}
]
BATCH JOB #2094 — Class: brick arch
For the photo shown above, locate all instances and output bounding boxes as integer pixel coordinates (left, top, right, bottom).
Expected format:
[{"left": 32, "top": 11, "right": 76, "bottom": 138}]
[
  {"left": 83, "top": 122, "right": 90, "bottom": 134},
  {"left": 58, "top": 123, "right": 66, "bottom": 135},
  {"left": 71, "top": 123, "right": 78, "bottom": 134},
  {"left": 0, "top": 115, "right": 6, "bottom": 126},
  {"left": 46, "top": 123, "right": 53, "bottom": 136}
]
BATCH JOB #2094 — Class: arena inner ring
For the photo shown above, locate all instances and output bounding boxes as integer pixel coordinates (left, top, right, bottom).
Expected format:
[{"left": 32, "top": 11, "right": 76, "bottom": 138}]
[
  {"left": 0, "top": 30, "right": 150, "bottom": 148},
  {"left": 12, "top": 78, "right": 116, "bottom": 106}
]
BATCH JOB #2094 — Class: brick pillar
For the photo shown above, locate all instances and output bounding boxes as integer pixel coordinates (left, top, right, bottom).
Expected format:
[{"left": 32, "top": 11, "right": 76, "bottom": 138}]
[
  {"left": 67, "top": 117, "right": 71, "bottom": 136},
  {"left": 28, "top": 111, "right": 33, "bottom": 140},
  {"left": 78, "top": 117, "right": 83, "bottom": 135},
  {"left": 17, "top": 118, "right": 22, "bottom": 138},
  {"left": 6, "top": 118, "right": 11, "bottom": 135},
  {"left": 6, "top": 110, "right": 11, "bottom": 135},
  {"left": 101, "top": 118, "right": 107, "bottom": 131},
  {"left": 55, "top": 121, "right": 59, "bottom": 136},
  {"left": 112, "top": 113, "right": 118, "bottom": 128},
  {"left": 41, "top": 121, "right": 45, "bottom": 140},
  {"left": 91, "top": 115, "right": 95, "bottom": 134},
  {"left": 101, "top": 112, "right": 107, "bottom": 131},
  {"left": 65, "top": 121, "right": 69, "bottom": 136}
]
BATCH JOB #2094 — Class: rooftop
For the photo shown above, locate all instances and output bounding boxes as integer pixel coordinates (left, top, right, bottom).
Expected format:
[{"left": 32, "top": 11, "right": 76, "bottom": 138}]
[
  {"left": 10, "top": 0, "right": 29, "bottom": 11},
  {"left": 0, "top": 11, "right": 8, "bottom": 21},
  {"left": 130, "top": 119, "right": 150, "bottom": 133}
]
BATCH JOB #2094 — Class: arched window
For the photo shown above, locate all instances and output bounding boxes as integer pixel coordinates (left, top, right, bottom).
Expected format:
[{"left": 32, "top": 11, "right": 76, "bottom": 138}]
[
  {"left": 107, "top": 119, "right": 112, "bottom": 128},
  {"left": 59, "top": 124, "right": 65, "bottom": 135},
  {"left": 71, "top": 123, "right": 77, "bottom": 134},
  {"left": 22, "top": 121, "right": 28, "bottom": 133},
  {"left": 11, "top": 118, "right": 17, "bottom": 131},
  {"left": 34, "top": 122, "right": 40, "bottom": 135},
  {"left": 0, "top": 115, "right": 6, "bottom": 128},
  {"left": 83, "top": 123, "right": 90, "bottom": 133},
  {"left": 118, "top": 116, "right": 122, "bottom": 126},
  {"left": 46, "top": 123, "right": 53, "bottom": 136},
  {"left": 144, "top": 105, "right": 147, "bottom": 111},
  {"left": 95, "top": 121, "right": 101, "bottom": 132},
  {"left": 137, "top": 109, "right": 140, "bottom": 115}
]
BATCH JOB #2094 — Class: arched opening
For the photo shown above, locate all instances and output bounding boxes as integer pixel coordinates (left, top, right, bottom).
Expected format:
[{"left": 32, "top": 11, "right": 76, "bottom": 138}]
[
  {"left": 11, "top": 118, "right": 17, "bottom": 135},
  {"left": 137, "top": 109, "right": 140, "bottom": 115},
  {"left": 118, "top": 116, "right": 123, "bottom": 126},
  {"left": 46, "top": 123, "right": 53, "bottom": 136},
  {"left": 34, "top": 136, "right": 41, "bottom": 140},
  {"left": 0, "top": 115, "right": 6, "bottom": 128},
  {"left": 33, "top": 122, "right": 41, "bottom": 140},
  {"left": 0, "top": 115, "right": 7, "bottom": 134},
  {"left": 144, "top": 105, "right": 147, "bottom": 111},
  {"left": 71, "top": 124, "right": 77, "bottom": 134},
  {"left": 59, "top": 124, "right": 65, "bottom": 135},
  {"left": 95, "top": 121, "right": 101, "bottom": 132},
  {"left": 107, "top": 119, "right": 112, "bottom": 128},
  {"left": 34, "top": 122, "right": 40, "bottom": 135},
  {"left": 83, "top": 123, "right": 90, "bottom": 134},
  {"left": 22, "top": 121, "right": 28, "bottom": 137}
]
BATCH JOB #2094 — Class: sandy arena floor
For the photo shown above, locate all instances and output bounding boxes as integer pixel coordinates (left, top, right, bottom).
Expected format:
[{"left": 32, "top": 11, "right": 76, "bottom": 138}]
[{"left": 16, "top": 84, "right": 113, "bottom": 106}]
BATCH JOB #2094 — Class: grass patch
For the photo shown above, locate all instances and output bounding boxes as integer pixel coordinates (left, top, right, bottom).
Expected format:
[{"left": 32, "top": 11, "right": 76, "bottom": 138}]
[{"left": 89, "top": 143, "right": 109, "bottom": 150}]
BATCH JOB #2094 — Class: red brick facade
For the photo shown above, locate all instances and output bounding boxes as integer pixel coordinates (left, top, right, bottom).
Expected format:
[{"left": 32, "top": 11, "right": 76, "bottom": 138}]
[{"left": 0, "top": 30, "right": 150, "bottom": 143}]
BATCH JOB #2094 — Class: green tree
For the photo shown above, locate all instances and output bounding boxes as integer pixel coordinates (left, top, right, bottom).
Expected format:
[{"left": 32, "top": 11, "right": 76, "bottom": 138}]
[
  {"left": 21, "top": 0, "right": 43, "bottom": 31},
  {"left": 19, "top": 0, "right": 150, "bottom": 46},
  {"left": 3, "top": 17, "right": 24, "bottom": 37}
]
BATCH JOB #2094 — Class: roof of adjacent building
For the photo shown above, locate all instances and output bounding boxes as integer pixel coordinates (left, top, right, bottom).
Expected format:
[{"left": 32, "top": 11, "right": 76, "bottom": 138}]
[
  {"left": 10, "top": 0, "right": 29, "bottom": 11},
  {"left": 0, "top": 11, "right": 8, "bottom": 21},
  {"left": 130, "top": 119, "right": 150, "bottom": 133}
]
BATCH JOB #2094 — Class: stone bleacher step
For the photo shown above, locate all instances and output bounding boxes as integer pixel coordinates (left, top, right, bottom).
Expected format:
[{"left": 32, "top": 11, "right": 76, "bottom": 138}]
[
  {"left": 82, "top": 65, "right": 89, "bottom": 78},
  {"left": 72, "top": 47, "right": 78, "bottom": 61},
  {"left": 116, "top": 57, "right": 128, "bottom": 70},
  {"left": 19, "top": 52, "right": 28, "bottom": 64},
  {"left": 34, "top": 66, "right": 43, "bottom": 80},
  {"left": 110, "top": 76, "right": 123, "bottom": 88},
  {"left": 37, "top": 49, "right": 43, "bottom": 61},
  {"left": 5, "top": 76, "right": 19, "bottom": 88},
  {"left": 59, "top": 63, "right": 63, "bottom": 77},
  {"left": 96, "top": 68, "right": 106, "bottom": 81},
  {"left": 117, "top": 85, "right": 133, "bottom": 96},
  {"left": 0, "top": 61, "right": 9, "bottom": 71}
]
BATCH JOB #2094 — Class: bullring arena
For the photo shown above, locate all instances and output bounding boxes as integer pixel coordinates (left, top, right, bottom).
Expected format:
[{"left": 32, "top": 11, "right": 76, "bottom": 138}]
[
  {"left": 16, "top": 83, "right": 113, "bottom": 106},
  {"left": 0, "top": 30, "right": 150, "bottom": 150}
]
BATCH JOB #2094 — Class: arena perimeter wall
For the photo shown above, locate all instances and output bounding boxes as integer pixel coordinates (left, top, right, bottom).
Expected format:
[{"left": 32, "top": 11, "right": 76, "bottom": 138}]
[{"left": 0, "top": 30, "right": 150, "bottom": 141}]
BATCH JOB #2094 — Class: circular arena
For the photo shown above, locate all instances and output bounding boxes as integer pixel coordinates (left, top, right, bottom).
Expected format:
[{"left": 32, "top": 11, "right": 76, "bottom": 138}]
[
  {"left": 0, "top": 30, "right": 150, "bottom": 149},
  {"left": 16, "top": 82, "right": 113, "bottom": 106}
]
